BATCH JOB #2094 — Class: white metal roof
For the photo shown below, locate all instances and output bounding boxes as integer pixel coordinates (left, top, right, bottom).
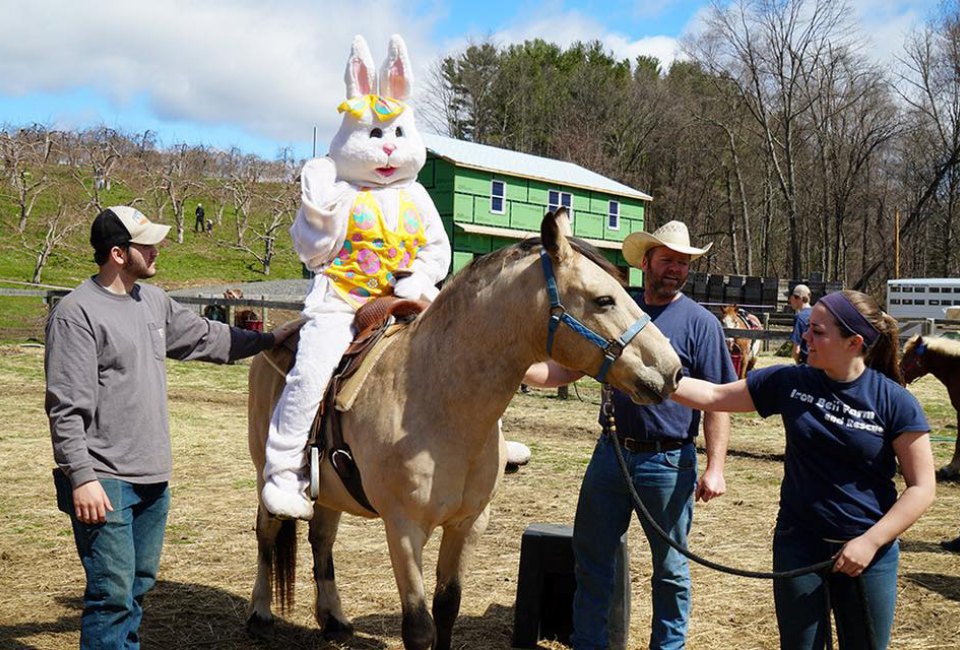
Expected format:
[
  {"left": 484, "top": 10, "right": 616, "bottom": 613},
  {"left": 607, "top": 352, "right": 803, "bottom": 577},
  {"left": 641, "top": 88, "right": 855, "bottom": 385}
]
[
  {"left": 423, "top": 133, "right": 653, "bottom": 202},
  {"left": 456, "top": 222, "right": 623, "bottom": 250},
  {"left": 887, "top": 278, "right": 960, "bottom": 286}
]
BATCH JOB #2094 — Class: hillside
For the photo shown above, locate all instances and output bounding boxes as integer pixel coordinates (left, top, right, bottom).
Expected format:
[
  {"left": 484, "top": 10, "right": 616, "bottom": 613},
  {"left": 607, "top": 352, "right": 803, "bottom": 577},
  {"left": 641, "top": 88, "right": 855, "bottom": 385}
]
[{"left": 0, "top": 186, "right": 304, "bottom": 342}]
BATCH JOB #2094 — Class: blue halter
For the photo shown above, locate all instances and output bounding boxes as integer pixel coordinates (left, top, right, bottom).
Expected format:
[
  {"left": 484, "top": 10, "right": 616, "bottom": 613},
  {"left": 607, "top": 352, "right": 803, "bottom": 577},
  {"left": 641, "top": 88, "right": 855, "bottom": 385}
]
[{"left": 539, "top": 248, "right": 651, "bottom": 383}]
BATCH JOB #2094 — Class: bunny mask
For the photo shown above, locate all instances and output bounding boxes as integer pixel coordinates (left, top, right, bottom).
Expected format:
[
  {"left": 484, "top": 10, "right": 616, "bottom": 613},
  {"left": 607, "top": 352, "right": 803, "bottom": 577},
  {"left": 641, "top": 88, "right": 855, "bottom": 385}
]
[{"left": 328, "top": 35, "right": 426, "bottom": 188}]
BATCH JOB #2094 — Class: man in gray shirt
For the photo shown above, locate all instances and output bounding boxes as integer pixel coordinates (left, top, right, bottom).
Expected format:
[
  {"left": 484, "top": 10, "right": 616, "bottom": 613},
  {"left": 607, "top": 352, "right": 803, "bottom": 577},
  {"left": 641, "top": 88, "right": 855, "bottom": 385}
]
[{"left": 45, "top": 205, "right": 299, "bottom": 650}]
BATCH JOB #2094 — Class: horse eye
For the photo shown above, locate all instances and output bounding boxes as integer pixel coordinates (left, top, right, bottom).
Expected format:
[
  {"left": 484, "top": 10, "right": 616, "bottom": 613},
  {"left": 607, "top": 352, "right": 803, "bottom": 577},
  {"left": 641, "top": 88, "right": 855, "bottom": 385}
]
[
  {"left": 395, "top": 126, "right": 404, "bottom": 137},
  {"left": 370, "top": 128, "right": 383, "bottom": 138},
  {"left": 595, "top": 296, "right": 615, "bottom": 308}
]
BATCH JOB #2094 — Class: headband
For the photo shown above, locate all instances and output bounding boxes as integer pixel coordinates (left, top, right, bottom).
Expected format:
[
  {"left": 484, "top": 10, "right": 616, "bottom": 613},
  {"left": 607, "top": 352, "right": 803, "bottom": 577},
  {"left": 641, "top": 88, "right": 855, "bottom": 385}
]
[
  {"left": 818, "top": 292, "right": 881, "bottom": 348},
  {"left": 337, "top": 95, "right": 406, "bottom": 121}
]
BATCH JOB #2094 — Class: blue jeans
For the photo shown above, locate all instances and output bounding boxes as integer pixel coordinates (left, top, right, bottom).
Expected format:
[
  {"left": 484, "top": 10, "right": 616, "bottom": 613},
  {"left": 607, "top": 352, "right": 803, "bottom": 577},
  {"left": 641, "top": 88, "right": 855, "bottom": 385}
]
[
  {"left": 55, "top": 471, "right": 170, "bottom": 650},
  {"left": 571, "top": 435, "right": 697, "bottom": 650},
  {"left": 772, "top": 521, "right": 899, "bottom": 650}
]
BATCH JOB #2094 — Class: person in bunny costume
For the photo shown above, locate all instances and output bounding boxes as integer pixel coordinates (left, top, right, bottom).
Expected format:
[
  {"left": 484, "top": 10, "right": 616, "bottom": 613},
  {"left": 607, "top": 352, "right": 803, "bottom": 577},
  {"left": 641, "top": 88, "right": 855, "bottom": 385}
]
[{"left": 262, "top": 34, "right": 451, "bottom": 520}]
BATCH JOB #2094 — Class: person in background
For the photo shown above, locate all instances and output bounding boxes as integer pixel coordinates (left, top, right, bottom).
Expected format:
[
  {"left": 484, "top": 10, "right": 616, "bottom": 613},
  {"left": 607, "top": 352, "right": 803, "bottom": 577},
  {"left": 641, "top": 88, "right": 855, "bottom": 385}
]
[
  {"left": 45, "top": 206, "right": 299, "bottom": 650},
  {"left": 671, "top": 289, "right": 935, "bottom": 650},
  {"left": 526, "top": 220, "right": 736, "bottom": 650},
  {"left": 786, "top": 283, "right": 812, "bottom": 364},
  {"left": 194, "top": 203, "right": 205, "bottom": 233}
]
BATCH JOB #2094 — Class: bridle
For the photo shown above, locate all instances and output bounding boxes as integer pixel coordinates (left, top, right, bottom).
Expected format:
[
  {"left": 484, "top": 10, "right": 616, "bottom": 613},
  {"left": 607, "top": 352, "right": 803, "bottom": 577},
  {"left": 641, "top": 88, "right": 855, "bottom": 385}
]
[
  {"left": 539, "top": 248, "right": 651, "bottom": 383},
  {"left": 901, "top": 340, "right": 927, "bottom": 384}
]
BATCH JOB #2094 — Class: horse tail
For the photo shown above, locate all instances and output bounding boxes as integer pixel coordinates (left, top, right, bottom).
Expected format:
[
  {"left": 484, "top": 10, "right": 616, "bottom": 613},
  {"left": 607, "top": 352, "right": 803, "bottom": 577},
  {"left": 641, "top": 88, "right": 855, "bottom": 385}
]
[{"left": 273, "top": 518, "right": 298, "bottom": 614}]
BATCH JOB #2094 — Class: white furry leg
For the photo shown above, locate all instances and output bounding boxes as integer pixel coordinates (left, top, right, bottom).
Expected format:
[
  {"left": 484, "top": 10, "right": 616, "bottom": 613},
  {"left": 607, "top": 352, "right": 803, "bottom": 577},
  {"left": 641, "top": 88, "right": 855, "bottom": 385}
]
[{"left": 262, "top": 309, "right": 355, "bottom": 520}]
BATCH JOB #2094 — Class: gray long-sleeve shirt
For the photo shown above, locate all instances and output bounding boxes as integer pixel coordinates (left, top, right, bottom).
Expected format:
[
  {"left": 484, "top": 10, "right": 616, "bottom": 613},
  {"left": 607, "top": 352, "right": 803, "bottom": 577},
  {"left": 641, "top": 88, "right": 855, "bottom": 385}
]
[{"left": 45, "top": 278, "right": 275, "bottom": 488}]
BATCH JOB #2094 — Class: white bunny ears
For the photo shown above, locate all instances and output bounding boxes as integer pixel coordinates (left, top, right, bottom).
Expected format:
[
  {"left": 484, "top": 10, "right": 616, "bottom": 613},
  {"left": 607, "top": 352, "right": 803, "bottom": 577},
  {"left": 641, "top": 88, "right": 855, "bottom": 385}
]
[{"left": 344, "top": 34, "right": 412, "bottom": 101}]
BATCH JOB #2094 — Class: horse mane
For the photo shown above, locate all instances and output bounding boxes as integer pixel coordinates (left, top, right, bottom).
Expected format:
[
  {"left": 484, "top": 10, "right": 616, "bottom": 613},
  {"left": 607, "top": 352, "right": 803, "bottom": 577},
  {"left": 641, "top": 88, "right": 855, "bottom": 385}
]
[
  {"left": 418, "top": 237, "right": 625, "bottom": 334},
  {"left": 906, "top": 333, "right": 960, "bottom": 360},
  {"left": 457, "top": 237, "right": 624, "bottom": 285}
]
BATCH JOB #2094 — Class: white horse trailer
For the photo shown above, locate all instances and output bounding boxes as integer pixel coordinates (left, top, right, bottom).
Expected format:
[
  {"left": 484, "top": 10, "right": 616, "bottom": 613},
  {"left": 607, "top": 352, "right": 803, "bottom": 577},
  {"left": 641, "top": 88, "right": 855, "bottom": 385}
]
[{"left": 886, "top": 278, "right": 960, "bottom": 320}]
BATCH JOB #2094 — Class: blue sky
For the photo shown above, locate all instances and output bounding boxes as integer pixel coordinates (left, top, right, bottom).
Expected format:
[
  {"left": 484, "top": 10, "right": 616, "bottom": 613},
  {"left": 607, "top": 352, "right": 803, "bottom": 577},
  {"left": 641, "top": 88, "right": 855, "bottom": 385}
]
[{"left": 0, "top": 0, "right": 941, "bottom": 161}]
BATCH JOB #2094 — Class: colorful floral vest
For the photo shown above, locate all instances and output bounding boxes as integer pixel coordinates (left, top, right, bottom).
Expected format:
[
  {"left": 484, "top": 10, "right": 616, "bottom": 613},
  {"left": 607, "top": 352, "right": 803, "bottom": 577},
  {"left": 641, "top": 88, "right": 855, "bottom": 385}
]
[{"left": 324, "top": 190, "right": 426, "bottom": 308}]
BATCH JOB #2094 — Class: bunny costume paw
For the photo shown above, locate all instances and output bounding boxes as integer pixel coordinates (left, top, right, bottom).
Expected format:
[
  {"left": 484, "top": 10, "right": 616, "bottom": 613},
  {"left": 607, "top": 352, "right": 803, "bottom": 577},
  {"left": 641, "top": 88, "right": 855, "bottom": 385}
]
[
  {"left": 395, "top": 273, "right": 439, "bottom": 301},
  {"left": 262, "top": 478, "right": 314, "bottom": 521}
]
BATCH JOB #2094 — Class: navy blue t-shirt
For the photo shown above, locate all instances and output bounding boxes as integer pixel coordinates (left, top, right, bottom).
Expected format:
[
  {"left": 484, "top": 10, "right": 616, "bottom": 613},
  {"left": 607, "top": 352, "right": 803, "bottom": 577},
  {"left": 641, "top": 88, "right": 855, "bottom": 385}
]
[
  {"left": 747, "top": 364, "right": 929, "bottom": 539},
  {"left": 609, "top": 292, "right": 737, "bottom": 441},
  {"left": 790, "top": 306, "right": 811, "bottom": 362}
]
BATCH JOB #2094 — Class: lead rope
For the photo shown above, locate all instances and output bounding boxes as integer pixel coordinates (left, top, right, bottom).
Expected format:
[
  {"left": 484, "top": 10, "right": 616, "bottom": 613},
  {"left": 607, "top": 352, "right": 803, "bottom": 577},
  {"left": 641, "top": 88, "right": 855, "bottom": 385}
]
[{"left": 601, "top": 383, "right": 832, "bottom": 579}]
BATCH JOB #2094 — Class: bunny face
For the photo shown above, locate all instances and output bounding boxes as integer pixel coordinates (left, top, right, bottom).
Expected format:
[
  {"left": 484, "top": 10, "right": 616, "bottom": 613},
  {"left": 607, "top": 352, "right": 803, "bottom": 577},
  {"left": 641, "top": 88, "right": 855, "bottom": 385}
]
[
  {"left": 328, "top": 34, "right": 426, "bottom": 188},
  {"left": 329, "top": 103, "right": 426, "bottom": 187}
]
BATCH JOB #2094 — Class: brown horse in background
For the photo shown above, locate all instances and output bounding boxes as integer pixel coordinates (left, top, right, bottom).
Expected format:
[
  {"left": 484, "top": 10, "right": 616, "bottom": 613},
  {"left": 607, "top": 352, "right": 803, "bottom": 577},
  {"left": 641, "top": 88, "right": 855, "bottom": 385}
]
[
  {"left": 902, "top": 334, "right": 960, "bottom": 480},
  {"left": 720, "top": 305, "right": 762, "bottom": 379},
  {"left": 244, "top": 211, "right": 683, "bottom": 650}
]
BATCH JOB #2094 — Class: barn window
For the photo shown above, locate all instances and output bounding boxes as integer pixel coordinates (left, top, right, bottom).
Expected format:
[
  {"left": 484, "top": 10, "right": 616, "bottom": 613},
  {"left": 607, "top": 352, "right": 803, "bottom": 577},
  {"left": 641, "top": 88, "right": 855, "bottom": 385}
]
[
  {"left": 548, "top": 190, "right": 574, "bottom": 223},
  {"left": 490, "top": 180, "right": 505, "bottom": 214},
  {"left": 608, "top": 200, "right": 620, "bottom": 230}
]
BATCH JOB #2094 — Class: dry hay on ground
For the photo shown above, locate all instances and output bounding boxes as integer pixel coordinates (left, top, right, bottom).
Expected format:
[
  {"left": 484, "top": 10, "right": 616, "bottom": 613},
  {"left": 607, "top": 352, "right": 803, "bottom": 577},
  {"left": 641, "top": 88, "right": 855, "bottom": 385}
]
[{"left": 1, "top": 349, "right": 959, "bottom": 649}]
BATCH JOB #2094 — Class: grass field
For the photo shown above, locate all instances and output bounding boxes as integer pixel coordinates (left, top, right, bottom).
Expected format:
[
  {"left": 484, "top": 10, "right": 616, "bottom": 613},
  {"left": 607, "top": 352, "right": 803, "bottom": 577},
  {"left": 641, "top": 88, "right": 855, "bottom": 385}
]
[{"left": 1, "top": 351, "right": 959, "bottom": 649}]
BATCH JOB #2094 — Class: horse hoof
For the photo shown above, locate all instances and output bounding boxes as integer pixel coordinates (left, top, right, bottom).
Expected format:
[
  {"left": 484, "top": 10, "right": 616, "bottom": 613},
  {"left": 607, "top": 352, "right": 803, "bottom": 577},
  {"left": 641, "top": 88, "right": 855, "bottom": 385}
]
[
  {"left": 936, "top": 466, "right": 960, "bottom": 482},
  {"left": 246, "top": 611, "right": 275, "bottom": 640},
  {"left": 322, "top": 616, "right": 355, "bottom": 642}
]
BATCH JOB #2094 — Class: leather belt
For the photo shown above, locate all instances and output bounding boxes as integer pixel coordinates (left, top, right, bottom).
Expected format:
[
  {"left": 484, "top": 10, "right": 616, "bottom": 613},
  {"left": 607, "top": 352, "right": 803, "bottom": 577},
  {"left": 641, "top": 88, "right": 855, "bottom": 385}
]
[{"left": 616, "top": 437, "right": 689, "bottom": 453}]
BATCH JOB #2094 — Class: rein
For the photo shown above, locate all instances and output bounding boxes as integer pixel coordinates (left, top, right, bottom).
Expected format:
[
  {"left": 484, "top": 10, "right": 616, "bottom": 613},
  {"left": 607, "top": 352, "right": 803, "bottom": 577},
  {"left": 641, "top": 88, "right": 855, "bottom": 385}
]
[{"left": 539, "top": 249, "right": 650, "bottom": 383}]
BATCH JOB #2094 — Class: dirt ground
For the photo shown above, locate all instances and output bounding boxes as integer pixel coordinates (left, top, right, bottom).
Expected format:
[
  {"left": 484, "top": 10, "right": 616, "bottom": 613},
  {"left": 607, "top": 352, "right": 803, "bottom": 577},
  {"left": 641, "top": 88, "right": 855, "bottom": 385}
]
[{"left": 1, "top": 347, "right": 959, "bottom": 649}]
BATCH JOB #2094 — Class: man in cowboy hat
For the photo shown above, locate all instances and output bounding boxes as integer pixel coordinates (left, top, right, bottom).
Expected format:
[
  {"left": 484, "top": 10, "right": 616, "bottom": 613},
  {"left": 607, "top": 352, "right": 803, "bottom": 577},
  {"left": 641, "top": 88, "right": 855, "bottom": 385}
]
[{"left": 570, "top": 220, "right": 737, "bottom": 650}]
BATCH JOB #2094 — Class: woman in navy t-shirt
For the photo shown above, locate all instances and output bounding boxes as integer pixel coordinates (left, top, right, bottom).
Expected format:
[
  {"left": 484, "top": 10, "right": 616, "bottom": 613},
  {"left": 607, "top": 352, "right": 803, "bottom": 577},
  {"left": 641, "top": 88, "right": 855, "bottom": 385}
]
[{"left": 673, "top": 290, "right": 935, "bottom": 650}]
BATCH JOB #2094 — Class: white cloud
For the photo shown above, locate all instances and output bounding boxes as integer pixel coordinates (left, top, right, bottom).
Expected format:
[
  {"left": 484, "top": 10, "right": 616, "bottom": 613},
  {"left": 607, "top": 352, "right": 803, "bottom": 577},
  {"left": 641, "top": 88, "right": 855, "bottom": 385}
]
[
  {"left": 849, "top": 0, "right": 938, "bottom": 71},
  {"left": 486, "top": 9, "right": 683, "bottom": 70},
  {"left": 0, "top": 0, "right": 440, "bottom": 148}
]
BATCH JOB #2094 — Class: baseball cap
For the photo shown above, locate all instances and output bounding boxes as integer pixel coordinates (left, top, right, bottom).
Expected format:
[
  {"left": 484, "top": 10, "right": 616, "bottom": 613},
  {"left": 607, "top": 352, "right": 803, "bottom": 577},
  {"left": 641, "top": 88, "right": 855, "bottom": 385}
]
[
  {"left": 90, "top": 206, "right": 170, "bottom": 250},
  {"left": 784, "top": 283, "right": 811, "bottom": 299}
]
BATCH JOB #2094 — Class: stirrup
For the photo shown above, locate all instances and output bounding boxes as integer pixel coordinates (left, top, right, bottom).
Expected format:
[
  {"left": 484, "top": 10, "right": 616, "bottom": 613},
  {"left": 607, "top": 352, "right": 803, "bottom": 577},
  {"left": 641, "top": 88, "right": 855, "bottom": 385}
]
[{"left": 309, "top": 446, "right": 322, "bottom": 500}]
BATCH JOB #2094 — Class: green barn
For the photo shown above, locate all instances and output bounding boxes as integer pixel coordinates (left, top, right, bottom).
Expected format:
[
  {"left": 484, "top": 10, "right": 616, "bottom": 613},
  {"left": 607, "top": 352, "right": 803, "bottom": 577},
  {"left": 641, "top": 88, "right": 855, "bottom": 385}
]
[{"left": 420, "top": 134, "right": 651, "bottom": 285}]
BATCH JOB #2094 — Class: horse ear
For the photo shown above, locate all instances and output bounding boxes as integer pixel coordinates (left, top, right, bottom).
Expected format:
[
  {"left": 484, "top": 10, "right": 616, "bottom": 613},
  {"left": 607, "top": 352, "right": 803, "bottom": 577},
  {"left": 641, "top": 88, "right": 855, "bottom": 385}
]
[{"left": 541, "top": 208, "right": 574, "bottom": 263}]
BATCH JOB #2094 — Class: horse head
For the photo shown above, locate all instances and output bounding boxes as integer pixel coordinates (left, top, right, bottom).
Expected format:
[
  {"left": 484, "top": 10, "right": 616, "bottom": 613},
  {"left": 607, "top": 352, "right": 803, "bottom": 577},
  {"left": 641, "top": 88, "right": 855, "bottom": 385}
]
[
  {"left": 720, "top": 305, "right": 739, "bottom": 329},
  {"left": 901, "top": 334, "right": 929, "bottom": 383},
  {"left": 539, "top": 209, "right": 682, "bottom": 403}
]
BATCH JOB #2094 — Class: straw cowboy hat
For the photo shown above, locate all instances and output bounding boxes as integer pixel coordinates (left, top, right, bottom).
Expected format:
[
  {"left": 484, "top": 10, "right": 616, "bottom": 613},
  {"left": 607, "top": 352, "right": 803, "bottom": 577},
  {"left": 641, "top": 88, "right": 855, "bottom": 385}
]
[{"left": 622, "top": 220, "right": 713, "bottom": 268}]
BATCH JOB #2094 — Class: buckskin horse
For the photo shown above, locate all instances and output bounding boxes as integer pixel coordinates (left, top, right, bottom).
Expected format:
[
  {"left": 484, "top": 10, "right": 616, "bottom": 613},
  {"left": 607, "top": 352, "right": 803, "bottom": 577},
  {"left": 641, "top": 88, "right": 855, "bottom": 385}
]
[
  {"left": 901, "top": 334, "right": 960, "bottom": 480},
  {"left": 245, "top": 210, "right": 683, "bottom": 650},
  {"left": 720, "top": 305, "right": 762, "bottom": 379}
]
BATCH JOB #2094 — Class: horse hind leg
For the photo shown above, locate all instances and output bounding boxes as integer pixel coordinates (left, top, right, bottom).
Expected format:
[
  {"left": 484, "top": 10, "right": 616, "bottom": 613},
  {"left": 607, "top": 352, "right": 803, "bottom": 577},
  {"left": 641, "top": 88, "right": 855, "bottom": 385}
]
[
  {"left": 247, "top": 505, "right": 298, "bottom": 639},
  {"left": 433, "top": 507, "right": 491, "bottom": 650},
  {"left": 308, "top": 505, "right": 354, "bottom": 641}
]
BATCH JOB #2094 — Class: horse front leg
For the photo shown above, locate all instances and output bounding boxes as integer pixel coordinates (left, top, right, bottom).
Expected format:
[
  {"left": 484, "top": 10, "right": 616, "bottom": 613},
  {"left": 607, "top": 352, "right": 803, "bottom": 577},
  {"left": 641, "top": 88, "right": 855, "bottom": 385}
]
[
  {"left": 308, "top": 505, "right": 354, "bottom": 641},
  {"left": 384, "top": 518, "right": 434, "bottom": 650},
  {"left": 433, "top": 507, "right": 490, "bottom": 650},
  {"left": 937, "top": 396, "right": 960, "bottom": 480}
]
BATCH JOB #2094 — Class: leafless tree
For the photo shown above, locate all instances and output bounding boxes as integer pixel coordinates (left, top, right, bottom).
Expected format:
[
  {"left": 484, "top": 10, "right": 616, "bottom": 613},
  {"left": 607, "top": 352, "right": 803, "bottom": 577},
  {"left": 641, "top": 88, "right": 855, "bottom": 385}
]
[
  {"left": 0, "top": 124, "right": 56, "bottom": 232},
  {"left": 234, "top": 182, "right": 297, "bottom": 275},
  {"left": 689, "top": 0, "right": 855, "bottom": 279},
  {"left": 25, "top": 198, "right": 84, "bottom": 284}
]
